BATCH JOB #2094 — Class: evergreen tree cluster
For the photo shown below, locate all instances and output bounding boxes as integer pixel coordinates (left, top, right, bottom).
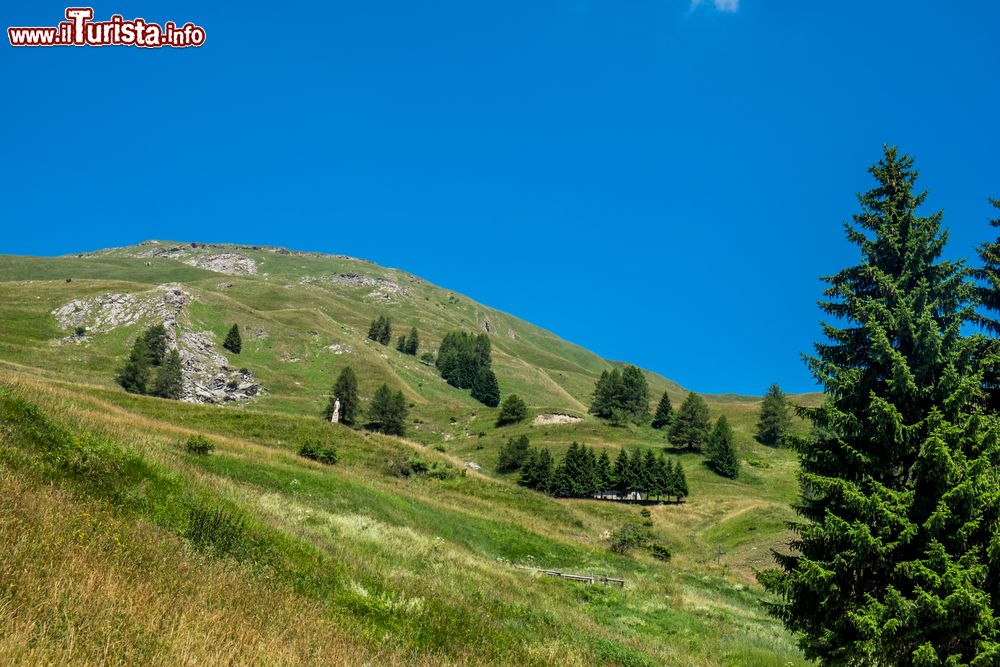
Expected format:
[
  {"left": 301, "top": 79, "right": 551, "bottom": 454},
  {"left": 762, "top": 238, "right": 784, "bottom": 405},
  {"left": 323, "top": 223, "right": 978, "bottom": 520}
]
[
  {"left": 395, "top": 327, "right": 420, "bottom": 355},
  {"left": 366, "top": 383, "right": 408, "bottom": 436},
  {"left": 116, "top": 324, "right": 183, "bottom": 400},
  {"left": 590, "top": 365, "right": 651, "bottom": 423},
  {"left": 367, "top": 315, "right": 392, "bottom": 345},
  {"left": 760, "top": 146, "right": 1000, "bottom": 665},
  {"left": 519, "top": 444, "right": 688, "bottom": 503},
  {"left": 323, "top": 366, "right": 407, "bottom": 435},
  {"left": 436, "top": 331, "right": 500, "bottom": 407}
]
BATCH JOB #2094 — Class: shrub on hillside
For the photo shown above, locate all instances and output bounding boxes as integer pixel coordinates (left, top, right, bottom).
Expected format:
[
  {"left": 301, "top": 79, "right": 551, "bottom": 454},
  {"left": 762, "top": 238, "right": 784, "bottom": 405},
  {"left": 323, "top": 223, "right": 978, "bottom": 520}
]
[
  {"left": 609, "top": 522, "right": 649, "bottom": 555},
  {"left": 650, "top": 543, "right": 672, "bottom": 561},
  {"left": 185, "top": 504, "right": 248, "bottom": 557},
  {"left": 185, "top": 434, "right": 214, "bottom": 455},
  {"left": 298, "top": 441, "right": 337, "bottom": 465}
]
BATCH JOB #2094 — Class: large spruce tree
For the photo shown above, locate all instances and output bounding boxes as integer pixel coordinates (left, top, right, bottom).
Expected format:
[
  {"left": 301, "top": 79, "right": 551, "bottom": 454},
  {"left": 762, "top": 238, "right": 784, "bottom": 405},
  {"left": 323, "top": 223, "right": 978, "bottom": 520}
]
[
  {"left": 366, "top": 383, "right": 407, "bottom": 436},
  {"left": 759, "top": 147, "right": 1000, "bottom": 665},
  {"left": 756, "top": 383, "right": 792, "bottom": 446},
  {"left": 974, "top": 198, "right": 1000, "bottom": 411}
]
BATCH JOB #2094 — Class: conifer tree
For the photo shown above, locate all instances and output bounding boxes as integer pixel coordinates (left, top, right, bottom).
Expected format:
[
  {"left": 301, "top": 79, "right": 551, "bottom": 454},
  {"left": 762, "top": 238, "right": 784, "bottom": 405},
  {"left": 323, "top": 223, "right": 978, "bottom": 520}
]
[
  {"left": 759, "top": 147, "right": 1000, "bottom": 665},
  {"left": 223, "top": 324, "right": 242, "bottom": 354},
  {"left": 150, "top": 349, "right": 184, "bottom": 399},
  {"left": 117, "top": 335, "right": 152, "bottom": 394},
  {"left": 470, "top": 367, "right": 501, "bottom": 407},
  {"left": 379, "top": 317, "right": 392, "bottom": 345},
  {"left": 651, "top": 391, "right": 674, "bottom": 429},
  {"left": 590, "top": 369, "right": 623, "bottom": 418},
  {"left": 596, "top": 450, "right": 613, "bottom": 492},
  {"left": 325, "top": 366, "right": 359, "bottom": 426},
  {"left": 496, "top": 394, "right": 528, "bottom": 426},
  {"left": 368, "top": 317, "right": 382, "bottom": 342},
  {"left": 612, "top": 448, "right": 630, "bottom": 496},
  {"left": 366, "top": 383, "right": 407, "bottom": 435},
  {"left": 396, "top": 335, "right": 407, "bottom": 352},
  {"left": 756, "top": 383, "right": 792, "bottom": 446},
  {"left": 672, "top": 460, "right": 688, "bottom": 501},
  {"left": 706, "top": 415, "right": 739, "bottom": 479},
  {"left": 405, "top": 327, "right": 419, "bottom": 355},
  {"left": 973, "top": 198, "right": 1000, "bottom": 411},
  {"left": 620, "top": 365, "right": 651, "bottom": 422},
  {"left": 669, "top": 392, "right": 711, "bottom": 451}
]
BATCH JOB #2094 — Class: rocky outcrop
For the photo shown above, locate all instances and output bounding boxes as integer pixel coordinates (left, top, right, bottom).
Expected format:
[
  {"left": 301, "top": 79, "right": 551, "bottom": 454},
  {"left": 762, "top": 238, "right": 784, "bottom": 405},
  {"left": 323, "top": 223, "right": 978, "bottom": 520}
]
[
  {"left": 184, "top": 253, "right": 258, "bottom": 276},
  {"left": 532, "top": 413, "right": 583, "bottom": 426},
  {"left": 178, "top": 331, "right": 260, "bottom": 404},
  {"left": 52, "top": 284, "right": 191, "bottom": 333}
]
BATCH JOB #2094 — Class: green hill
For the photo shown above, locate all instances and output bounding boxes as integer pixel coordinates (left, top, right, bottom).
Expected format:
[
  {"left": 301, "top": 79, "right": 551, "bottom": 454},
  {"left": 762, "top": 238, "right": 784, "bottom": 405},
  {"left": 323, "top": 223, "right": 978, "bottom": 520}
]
[{"left": 0, "top": 241, "right": 818, "bottom": 665}]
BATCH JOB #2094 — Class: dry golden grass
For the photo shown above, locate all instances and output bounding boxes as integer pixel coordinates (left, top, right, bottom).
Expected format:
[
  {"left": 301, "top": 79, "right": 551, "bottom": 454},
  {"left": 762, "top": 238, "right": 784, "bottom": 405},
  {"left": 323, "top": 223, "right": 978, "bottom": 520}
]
[{"left": 0, "top": 471, "right": 476, "bottom": 667}]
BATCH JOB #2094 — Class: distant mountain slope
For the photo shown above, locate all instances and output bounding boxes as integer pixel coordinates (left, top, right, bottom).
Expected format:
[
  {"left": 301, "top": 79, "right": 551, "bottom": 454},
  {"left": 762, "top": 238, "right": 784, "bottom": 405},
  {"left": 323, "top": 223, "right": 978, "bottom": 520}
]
[{"left": 0, "top": 241, "right": 814, "bottom": 444}]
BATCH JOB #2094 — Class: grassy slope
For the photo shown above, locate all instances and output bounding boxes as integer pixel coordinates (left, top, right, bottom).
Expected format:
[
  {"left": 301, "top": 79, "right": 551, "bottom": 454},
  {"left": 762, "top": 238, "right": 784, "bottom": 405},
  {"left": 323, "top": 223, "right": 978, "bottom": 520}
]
[{"left": 0, "top": 243, "right": 817, "bottom": 665}]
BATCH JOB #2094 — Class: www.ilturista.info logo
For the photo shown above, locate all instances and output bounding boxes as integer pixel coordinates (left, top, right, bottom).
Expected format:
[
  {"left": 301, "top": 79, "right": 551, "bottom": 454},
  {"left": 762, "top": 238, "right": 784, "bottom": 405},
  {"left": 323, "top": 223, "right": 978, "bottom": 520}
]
[{"left": 8, "top": 8, "right": 205, "bottom": 48}]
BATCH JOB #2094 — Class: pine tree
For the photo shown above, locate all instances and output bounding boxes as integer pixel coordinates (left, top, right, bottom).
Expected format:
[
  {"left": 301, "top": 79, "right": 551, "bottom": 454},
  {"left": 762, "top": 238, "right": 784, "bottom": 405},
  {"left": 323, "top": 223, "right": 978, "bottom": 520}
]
[
  {"left": 590, "top": 369, "right": 623, "bottom": 419},
  {"left": 596, "top": 449, "right": 613, "bottom": 492},
  {"left": 405, "top": 327, "right": 419, "bottom": 355},
  {"left": 396, "top": 335, "right": 407, "bottom": 352},
  {"left": 150, "top": 349, "right": 183, "bottom": 399},
  {"left": 325, "top": 366, "right": 359, "bottom": 426},
  {"left": 619, "top": 365, "right": 650, "bottom": 423},
  {"left": 672, "top": 460, "right": 688, "bottom": 501},
  {"left": 758, "top": 147, "right": 1000, "bottom": 665},
  {"left": 116, "top": 325, "right": 167, "bottom": 394},
  {"left": 641, "top": 449, "right": 658, "bottom": 496},
  {"left": 117, "top": 335, "right": 152, "bottom": 394},
  {"left": 379, "top": 317, "right": 392, "bottom": 345},
  {"left": 496, "top": 394, "right": 528, "bottom": 426},
  {"left": 520, "top": 448, "right": 554, "bottom": 493},
  {"left": 973, "top": 198, "right": 1000, "bottom": 411},
  {"left": 756, "top": 383, "right": 792, "bottom": 446},
  {"left": 223, "top": 324, "right": 242, "bottom": 354},
  {"left": 651, "top": 391, "right": 673, "bottom": 429},
  {"left": 368, "top": 317, "right": 382, "bottom": 342},
  {"left": 367, "top": 383, "right": 407, "bottom": 435},
  {"left": 470, "top": 367, "right": 500, "bottom": 407},
  {"left": 612, "top": 448, "right": 630, "bottom": 496},
  {"left": 706, "top": 415, "right": 739, "bottom": 479},
  {"left": 654, "top": 452, "right": 670, "bottom": 501},
  {"left": 142, "top": 324, "right": 168, "bottom": 365},
  {"left": 669, "top": 392, "right": 711, "bottom": 451}
]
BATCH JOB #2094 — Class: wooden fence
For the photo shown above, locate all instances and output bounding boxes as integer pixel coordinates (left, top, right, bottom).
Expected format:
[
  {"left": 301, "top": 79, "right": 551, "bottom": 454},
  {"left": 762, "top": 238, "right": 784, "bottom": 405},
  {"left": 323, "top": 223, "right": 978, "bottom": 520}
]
[{"left": 517, "top": 566, "right": 625, "bottom": 588}]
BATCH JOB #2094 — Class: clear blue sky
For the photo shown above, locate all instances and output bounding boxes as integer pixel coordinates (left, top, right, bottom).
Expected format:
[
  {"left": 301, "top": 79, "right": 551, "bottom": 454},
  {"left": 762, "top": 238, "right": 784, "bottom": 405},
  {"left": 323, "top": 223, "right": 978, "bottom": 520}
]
[{"left": 3, "top": 1, "right": 998, "bottom": 394}]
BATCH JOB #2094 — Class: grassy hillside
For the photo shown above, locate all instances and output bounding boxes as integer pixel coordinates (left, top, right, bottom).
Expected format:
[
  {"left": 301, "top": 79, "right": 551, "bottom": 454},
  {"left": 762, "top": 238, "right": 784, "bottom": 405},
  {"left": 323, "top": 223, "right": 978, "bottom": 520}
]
[{"left": 0, "top": 242, "right": 818, "bottom": 665}]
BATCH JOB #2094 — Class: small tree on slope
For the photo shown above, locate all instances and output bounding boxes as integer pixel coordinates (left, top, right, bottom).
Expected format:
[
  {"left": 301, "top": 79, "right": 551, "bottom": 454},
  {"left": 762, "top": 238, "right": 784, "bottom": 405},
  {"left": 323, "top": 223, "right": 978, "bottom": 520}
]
[
  {"left": 758, "top": 146, "right": 1000, "bottom": 665},
  {"left": 223, "top": 324, "right": 242, "bottom": 354},
  {"left": 756, "top": 383, "right": 791, "bottom": 446},
  {"left": 706, "top": 415, "right": 739, "bottom": 479}
]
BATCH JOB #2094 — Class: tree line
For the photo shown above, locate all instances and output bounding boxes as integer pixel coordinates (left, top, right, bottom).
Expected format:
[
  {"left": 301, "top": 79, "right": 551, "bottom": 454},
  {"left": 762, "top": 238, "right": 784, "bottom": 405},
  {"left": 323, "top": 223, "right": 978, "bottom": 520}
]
[
  {"left": 368, "top": 315, "right": 420, "bottom": 357},
  {"left": 500, "top": 438, "right": 688, "bottom": 503}
]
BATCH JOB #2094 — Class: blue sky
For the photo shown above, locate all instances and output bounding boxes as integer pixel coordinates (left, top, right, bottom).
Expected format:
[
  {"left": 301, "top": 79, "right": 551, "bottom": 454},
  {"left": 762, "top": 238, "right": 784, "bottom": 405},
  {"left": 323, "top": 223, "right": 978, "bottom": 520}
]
[{"left": 3, "top": 1, "right": 998, "bottom": 394}]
